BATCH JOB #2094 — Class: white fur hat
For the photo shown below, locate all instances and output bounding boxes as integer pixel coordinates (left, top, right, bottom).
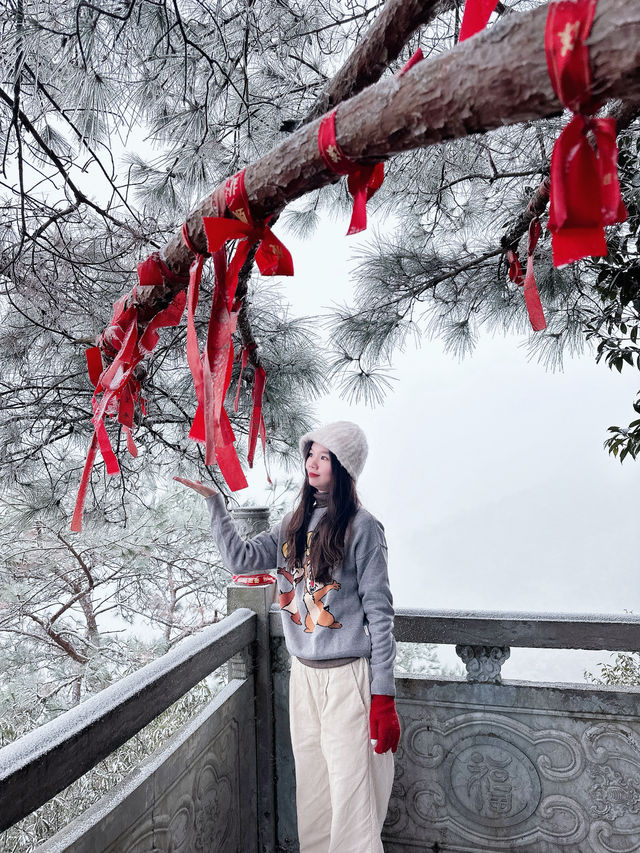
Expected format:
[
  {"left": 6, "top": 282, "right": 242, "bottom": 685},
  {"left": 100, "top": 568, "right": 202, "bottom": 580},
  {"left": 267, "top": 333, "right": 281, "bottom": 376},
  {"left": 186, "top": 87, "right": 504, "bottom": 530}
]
[{"left": 299, "top": 421, "right": 368, "bottom": 481}]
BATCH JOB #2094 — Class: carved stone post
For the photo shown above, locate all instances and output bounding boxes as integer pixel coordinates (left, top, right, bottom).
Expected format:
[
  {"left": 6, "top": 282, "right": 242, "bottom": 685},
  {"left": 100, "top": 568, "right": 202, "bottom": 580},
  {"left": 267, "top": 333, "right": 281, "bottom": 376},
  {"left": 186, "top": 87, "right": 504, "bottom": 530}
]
[
  {"left": 227, "top": 506, "right": 274, "bottom": 681},
  {"left": 230, "top": 505, "right": 271, "bottom": 538},
  {"left": 226, "top": 505, "right": 277, "bottom": 853},
  {"left": 271, "top": 631, "right": 297, "bottom": 852}
]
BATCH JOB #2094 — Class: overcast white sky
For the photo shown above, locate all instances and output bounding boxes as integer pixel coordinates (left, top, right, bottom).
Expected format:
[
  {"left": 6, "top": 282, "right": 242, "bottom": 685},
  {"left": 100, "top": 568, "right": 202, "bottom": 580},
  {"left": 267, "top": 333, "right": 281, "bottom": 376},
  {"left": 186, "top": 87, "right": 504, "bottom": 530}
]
[{"left": 233, "top": 212, "right": 640, "bottom": 682}]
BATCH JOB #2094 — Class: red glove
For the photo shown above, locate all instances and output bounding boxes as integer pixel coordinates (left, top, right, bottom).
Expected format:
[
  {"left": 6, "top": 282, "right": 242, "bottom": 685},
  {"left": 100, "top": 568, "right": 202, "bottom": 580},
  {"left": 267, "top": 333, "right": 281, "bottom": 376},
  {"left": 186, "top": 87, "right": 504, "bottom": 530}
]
[{"left": 369, "top": 694, "right": 401, "bottom": 754}]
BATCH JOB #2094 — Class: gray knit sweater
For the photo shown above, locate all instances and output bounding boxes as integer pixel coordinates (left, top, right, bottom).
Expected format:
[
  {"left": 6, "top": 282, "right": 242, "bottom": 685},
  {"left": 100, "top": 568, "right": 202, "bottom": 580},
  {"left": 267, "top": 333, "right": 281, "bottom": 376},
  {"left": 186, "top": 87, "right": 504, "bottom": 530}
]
[{"left": 207, "top": 493, "right": 396, "bottom": 696}]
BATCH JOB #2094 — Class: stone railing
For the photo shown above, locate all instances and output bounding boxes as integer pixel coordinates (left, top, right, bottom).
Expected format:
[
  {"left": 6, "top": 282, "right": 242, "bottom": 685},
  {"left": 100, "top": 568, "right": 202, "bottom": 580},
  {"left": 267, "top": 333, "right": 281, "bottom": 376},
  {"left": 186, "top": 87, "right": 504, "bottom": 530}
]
[
  {"left": 272, "top": 607, "right": 640, "bottom": 853},
  {"left": 1, "top": 591, "right": 640, "bottom": 853},
  {"left": 0, "top": 605, "right": 269, "bottom": 853}
]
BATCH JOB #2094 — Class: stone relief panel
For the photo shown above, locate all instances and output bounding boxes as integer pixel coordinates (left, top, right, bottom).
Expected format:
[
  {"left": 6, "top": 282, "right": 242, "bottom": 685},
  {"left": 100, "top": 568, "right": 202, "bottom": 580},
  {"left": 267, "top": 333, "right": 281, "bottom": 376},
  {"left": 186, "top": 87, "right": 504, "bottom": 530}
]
[
  {"left": 384, "top": 683, "right": 640, "bottom": 853},
  {"left": 104, "top": 718, "right": 243, "bottom": 853}
]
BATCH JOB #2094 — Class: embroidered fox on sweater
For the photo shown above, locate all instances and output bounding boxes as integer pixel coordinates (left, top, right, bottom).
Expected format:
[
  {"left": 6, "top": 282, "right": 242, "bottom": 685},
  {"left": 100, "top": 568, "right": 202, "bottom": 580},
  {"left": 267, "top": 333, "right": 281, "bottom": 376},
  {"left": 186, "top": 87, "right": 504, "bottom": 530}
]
[
  {"left": 279, "top": 534, "right": 341, "bottom": 632},
  {"left": 207, "top": 492, "right": 396, "bottom": 696}
]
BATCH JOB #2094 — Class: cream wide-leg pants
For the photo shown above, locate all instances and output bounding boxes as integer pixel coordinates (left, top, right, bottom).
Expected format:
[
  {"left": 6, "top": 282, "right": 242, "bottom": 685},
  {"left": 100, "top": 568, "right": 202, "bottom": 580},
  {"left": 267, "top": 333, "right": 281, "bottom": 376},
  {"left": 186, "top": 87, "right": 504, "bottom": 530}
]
[{"left": 289, "top": 656, "right": 395, "bottom": 853}]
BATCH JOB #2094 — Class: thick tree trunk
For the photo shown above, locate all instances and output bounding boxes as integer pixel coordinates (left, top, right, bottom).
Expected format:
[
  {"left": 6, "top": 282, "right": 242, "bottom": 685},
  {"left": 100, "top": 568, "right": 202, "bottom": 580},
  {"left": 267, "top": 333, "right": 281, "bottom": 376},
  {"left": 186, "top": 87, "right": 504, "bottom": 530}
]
[{"left": 117, "top": 0, "right": 640, "bottom": 331}]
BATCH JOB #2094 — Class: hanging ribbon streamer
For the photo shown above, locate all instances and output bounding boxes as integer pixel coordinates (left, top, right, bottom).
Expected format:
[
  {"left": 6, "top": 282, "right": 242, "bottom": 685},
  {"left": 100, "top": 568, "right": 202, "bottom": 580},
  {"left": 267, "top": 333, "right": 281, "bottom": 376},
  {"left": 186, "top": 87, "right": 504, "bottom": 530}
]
[
  {"left": 506, "top": 219, "right": 547, "bottom": 332},
  {"left": 458, "top": 0, "right": 544, "bottom": 328},
  {"left": 506, "top": 251, "right": 523, "bottom": 287},
  {"left": 72, "top": 256, "right": 188, "bottom": 531},
  {"left": 185, "top": 169, "right": 292, "bottom": 488},
  {"left": 247, "top": 365, "right": 266, "bottom": 468},
  {"left": 233, "top": 344, "right": 270, "bottom": 481},
  {"left": 459, "top": 0, "right": 500, "bottom": 41},
  {"left": 398, "top": 47, "right": 423, "bottom": 76},
  {"left": 522, "top": 218, "right": 547, "bottom": 332},
  {"left": 182, "top": 221, "right": 248, "bottom": 491},
  {"left": 545, "top": 0, "right": 627, "bottom": 266}
]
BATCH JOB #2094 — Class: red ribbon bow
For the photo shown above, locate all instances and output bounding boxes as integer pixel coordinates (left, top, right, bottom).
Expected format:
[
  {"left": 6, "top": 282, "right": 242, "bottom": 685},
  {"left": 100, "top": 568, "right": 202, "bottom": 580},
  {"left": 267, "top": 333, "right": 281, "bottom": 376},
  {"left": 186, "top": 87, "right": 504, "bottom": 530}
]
[
  {"left": 317, "top": 49, "right": 423, "bottom": 237},
  {"left": 204, "top": 170, "right": 293, "bottom": 293},
  {"left": 522, "top": 218, "right": 547, "bottom": 332},
  {"left": 72, "top": 255, "right": 187, "bottom": 531},
  {"left": 545, "top": 0, "right": 627, "bottom": 266},
  {"left": 183, "top": 169, "right": 289, "bottom": 489}
]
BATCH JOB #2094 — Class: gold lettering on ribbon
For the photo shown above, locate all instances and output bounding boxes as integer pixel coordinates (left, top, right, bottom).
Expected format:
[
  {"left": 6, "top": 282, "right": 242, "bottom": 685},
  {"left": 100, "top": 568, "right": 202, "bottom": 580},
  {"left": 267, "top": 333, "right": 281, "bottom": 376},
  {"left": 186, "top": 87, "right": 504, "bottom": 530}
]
[
  {"left": 558, "top": 21, "right": 580, "bottom": 57},
  {"left": 232, "top": 208, "right": 249, "bottom": 224},
  {"left": 225, "top": 174, "right": 242, "bottom": 207},
  {"left": 326, "top": 144, "right": 341, "bottom": 164}
]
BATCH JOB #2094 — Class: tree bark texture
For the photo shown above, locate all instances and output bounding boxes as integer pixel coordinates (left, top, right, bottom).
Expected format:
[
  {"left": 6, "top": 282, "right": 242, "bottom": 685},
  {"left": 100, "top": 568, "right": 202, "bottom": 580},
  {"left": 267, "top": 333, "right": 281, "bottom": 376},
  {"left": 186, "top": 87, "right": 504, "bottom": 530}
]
[
  {"left": 303, "top": 0, "right": 456, "bottom": 123},
  {"left": 122, "top": 0, "right": 640, "bottom": 332}
]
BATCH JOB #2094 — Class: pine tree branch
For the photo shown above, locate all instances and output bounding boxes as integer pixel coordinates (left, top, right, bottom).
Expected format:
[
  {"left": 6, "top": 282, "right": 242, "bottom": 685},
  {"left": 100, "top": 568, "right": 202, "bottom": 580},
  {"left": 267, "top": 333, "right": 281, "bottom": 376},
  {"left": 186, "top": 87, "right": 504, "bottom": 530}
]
[
  {"left": 238, "top": 0, "right": 456, "bottom": 370},
  {"left": 26, "top": 613, "right": 89, "bottom": 664},
  {"left": 0, "top": 85, "right": 130, "bottom": 231},
  {"left": 344, "top": 246, "right": 506, "bottom": 321},
  {"left": 22, "top": 64, "right": 143, "bottom": 227},
  {"left": 97, "top": 0, "right": 640, "bottom": 365}
]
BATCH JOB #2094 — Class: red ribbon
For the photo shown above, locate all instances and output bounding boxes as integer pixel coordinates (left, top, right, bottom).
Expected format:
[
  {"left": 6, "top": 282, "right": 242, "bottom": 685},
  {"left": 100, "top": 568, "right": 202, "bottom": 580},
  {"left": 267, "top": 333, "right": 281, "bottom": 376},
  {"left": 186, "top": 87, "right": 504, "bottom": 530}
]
[
  {"left": 233, "top": 345, "right": 270, "bottom": 481},
  {"left": 459, "top": 0, "right": 499, "bottom": 41},
  {"left": 72, "top": 255, "right": 188, "bottom": 531},
  {"left": 548, "top": 114, "right": 626, "bottom": 265},
  {"left": 317, "top": 49, "right": 423, "bottom": 236},
  {"left": 545, "top": 0, "right": 627, "bottom": 266},
  {"left": 506, "top": 250, "right": 523, "bottom": 287},
  {"left": 247, "top": 365, "right": 266, "bottom": 469},
  {"left": 318, "top": 109, "right": 384, "bottom": 236},
  {"left": 506, "top": 224, "right": 547, "bottom": 333},
  {"left": 523, "top": 218, "right": 547, "bottom": 332},
  {"left": 545, "top": 0, "right": 598, "bottom": 114},
  {"left": 202, "top": 171, "right": 291, "bottom": 481},
  {"left": 182, "top": 170, "right": 290, "bottom": 490},
  {"left": 204, "top": 169, "right": 293, "bottom": 295},
  {"left": 399, "top": 48, "right": 423, "bottom": 76},
  {"left": 182, "top": 221, "right": 248, "bottom": 491}
]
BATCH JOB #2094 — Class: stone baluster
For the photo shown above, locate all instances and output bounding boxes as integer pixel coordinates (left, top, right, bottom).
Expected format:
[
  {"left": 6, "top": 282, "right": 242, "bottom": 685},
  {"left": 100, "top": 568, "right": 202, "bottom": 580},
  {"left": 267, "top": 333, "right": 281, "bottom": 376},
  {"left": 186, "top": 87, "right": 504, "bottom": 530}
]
[{"left": 455, "top": 644, "right": 511, "bottom": 684}]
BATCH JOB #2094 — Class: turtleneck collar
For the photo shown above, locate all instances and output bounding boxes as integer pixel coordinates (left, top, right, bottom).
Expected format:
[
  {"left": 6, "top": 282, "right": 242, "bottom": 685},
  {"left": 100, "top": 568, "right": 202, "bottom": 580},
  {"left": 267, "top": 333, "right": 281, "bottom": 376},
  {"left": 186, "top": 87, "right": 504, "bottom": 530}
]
[{"left": 313, "top": 490, "right": 329, "bottom": 508}]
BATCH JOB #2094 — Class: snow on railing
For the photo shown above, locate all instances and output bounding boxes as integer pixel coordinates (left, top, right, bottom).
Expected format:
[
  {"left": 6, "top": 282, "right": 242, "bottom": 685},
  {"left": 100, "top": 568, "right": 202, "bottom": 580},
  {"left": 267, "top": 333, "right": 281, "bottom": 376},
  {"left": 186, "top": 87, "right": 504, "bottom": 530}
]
[{"left": 0, "top": 608, "right": 256, "bottom": 833}]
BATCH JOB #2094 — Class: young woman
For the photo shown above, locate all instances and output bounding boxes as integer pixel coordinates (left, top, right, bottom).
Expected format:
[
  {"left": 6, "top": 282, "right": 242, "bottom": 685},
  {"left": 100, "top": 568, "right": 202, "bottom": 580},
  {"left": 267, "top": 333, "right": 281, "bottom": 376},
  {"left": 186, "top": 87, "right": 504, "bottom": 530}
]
[{"left": 176, "top": 420, "right": 400, "bottom": 853}]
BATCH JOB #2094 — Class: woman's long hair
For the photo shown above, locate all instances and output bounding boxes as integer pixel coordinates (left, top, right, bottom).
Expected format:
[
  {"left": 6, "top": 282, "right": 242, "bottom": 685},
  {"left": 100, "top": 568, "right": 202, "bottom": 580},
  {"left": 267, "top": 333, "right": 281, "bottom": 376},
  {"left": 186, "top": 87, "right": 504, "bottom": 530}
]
[{"left": 285, "top": 446, "right": 359, "bottom": 584}]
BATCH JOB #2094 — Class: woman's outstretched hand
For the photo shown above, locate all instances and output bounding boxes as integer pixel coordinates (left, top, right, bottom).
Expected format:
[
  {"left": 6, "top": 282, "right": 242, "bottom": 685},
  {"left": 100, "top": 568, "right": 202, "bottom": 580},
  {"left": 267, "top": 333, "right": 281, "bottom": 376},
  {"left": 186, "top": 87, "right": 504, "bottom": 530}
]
[{"left": 173, "top": 477, "right": 218, "bottom": 498}]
